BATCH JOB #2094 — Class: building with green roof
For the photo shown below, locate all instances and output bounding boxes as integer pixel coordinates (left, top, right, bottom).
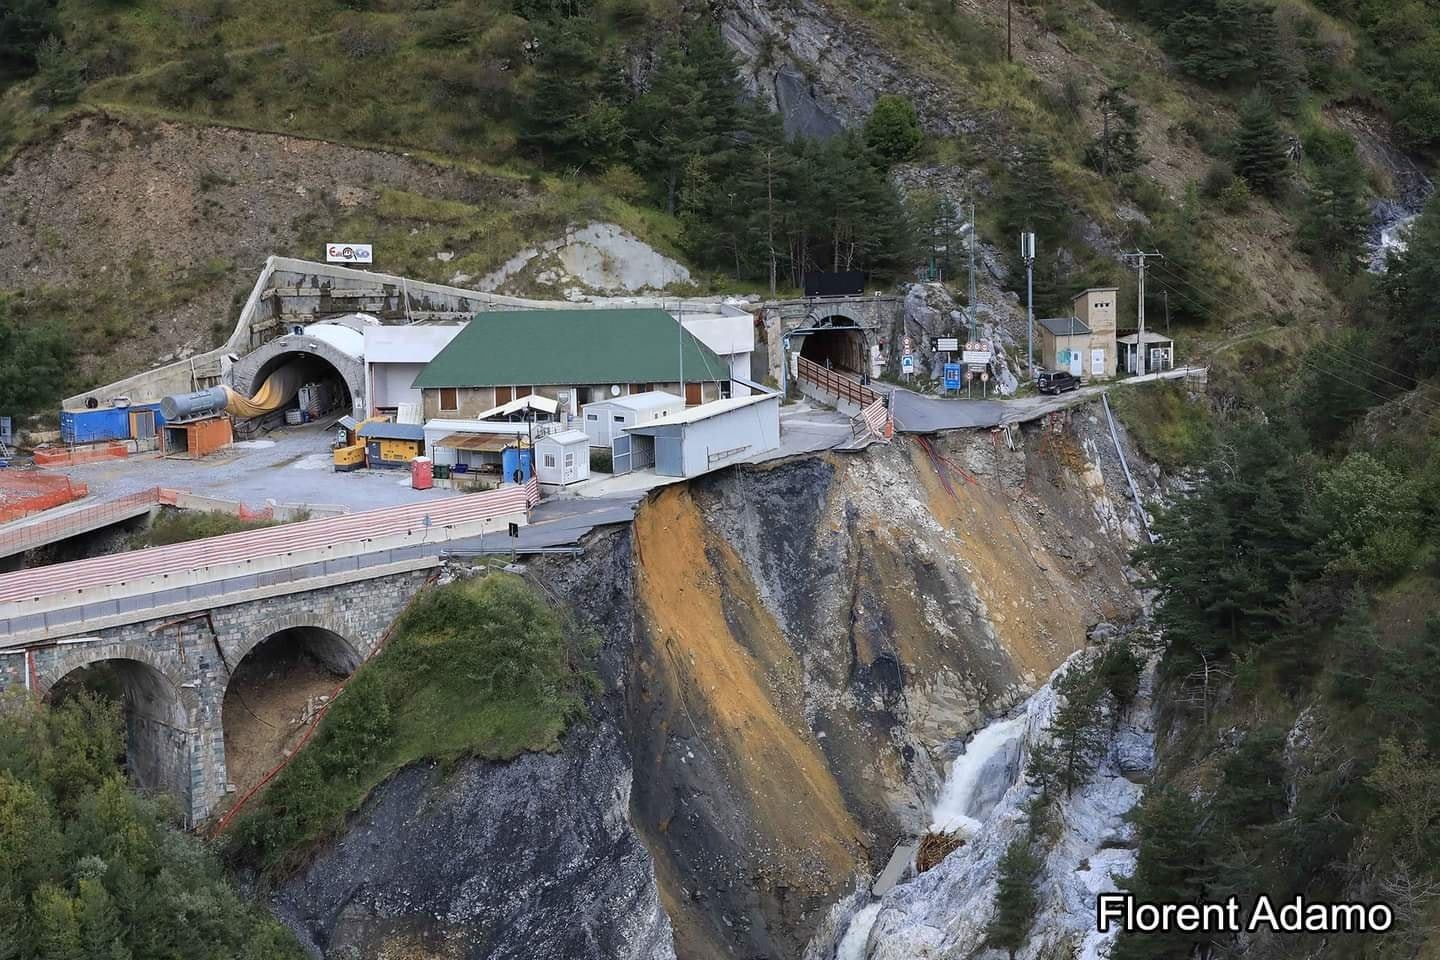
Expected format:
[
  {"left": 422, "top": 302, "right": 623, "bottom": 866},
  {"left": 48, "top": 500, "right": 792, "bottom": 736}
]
[{"left": 411, "top": 308, "right": 733, "bottom": 421}]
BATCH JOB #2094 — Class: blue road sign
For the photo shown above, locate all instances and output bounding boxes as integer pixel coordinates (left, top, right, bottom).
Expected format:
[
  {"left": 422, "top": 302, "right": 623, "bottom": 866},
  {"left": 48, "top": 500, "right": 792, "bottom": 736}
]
[{"left": 943, "top": 363, "right": 961, "bottom": 391}]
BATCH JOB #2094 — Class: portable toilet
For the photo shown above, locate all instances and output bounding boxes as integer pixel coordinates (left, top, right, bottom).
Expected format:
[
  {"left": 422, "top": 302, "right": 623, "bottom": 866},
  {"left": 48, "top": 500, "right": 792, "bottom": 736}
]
[
  {"left": 501, "top": 444, "right": 534, "bottom": 484},
  {"left": 411, "top": 456, "right": 433, "bottom": 490},
  {"left": 535, "top": 430, "right": 591, "bottom": 486}
]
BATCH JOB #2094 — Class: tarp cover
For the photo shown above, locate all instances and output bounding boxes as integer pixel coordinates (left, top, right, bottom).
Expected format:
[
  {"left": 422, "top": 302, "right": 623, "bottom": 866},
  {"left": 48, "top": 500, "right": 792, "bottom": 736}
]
[{"left": 224, "top": 363, "right": 304, "bottom": 418}]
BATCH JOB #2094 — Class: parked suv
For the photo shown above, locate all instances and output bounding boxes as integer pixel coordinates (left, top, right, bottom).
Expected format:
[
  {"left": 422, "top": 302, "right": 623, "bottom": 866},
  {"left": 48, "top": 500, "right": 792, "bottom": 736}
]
[{"left": 1036, "top": 370, "right": 1080, "bottom": 395}]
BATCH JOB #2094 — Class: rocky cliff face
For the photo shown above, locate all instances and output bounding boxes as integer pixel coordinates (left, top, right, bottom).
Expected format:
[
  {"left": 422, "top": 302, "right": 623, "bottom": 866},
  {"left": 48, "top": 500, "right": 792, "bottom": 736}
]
[
  {"left": 270, "top": 531, "right": 676, "bottom": 960},
  {"left": 272, "top": 411, "right": 1149, "bottom": 959},
  {"left": 622, "top": 423, "right": 1142, "bottom": 958}
]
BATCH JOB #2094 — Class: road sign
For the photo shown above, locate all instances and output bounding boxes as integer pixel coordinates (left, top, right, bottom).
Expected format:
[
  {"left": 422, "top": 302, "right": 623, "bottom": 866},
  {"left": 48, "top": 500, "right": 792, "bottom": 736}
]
[
  {"left": 903, "top": 336, "right": 913, "bottom": 354},
  {"left": 508, "top": 522, "right": 520, "bottom": 538},
  {"left": 901, "top": 354, "right": 915, "bottom": 374},
  {"left": 981, "top": 371, "right": 989, "bottom": 382},
  {"left": 943, "top": 363, "right": 961, "bottom": 390},
  {"left": 962, "top": 349, "right": 991, "bottom": 365},
  {"left": 783, "top": 335, "right": 791, "bottom": 350},
  {"left": 934, "top": 336, "right": 960, "bottom": 352}
]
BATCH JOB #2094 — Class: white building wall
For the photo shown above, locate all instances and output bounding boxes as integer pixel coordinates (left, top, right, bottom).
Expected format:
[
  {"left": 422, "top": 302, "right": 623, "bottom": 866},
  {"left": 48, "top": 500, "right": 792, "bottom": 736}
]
[
  {"left": 370, "top": 362, "right": 427, "bottom": 410},
  {"left": 677, "top": 396, "right": 780, "bottom": 476}
]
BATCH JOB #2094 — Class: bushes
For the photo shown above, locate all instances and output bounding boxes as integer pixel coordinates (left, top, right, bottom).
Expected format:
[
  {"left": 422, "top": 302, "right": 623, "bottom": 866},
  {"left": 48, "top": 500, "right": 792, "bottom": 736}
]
[{"left": 133, "top": 509, "right": 278, "bottom": 547}]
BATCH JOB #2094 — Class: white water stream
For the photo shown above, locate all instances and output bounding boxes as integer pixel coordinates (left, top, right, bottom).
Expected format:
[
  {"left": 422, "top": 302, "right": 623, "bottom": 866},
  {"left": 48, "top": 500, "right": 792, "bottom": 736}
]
[{"left": 928, "top": 714, "right": 1027, "bottom": 837}]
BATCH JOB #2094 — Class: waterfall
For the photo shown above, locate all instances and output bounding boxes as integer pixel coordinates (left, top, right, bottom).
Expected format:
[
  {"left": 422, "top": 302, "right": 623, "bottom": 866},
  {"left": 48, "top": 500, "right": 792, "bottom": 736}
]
[
  {"left": 929, "top": 714, "right": 1027, "bottom": 837},
  {"left": 836, "top": 904, "right": 882, "bottom": 960}
]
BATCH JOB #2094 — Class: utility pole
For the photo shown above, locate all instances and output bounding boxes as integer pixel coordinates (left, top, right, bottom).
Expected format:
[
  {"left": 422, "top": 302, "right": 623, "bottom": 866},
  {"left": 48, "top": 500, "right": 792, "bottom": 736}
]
[
  {"left": 1122, "top": 251, "right": 1163, "bottom": 374},
  {"left": 678, "top": 297, "right": 686, "bottom": 404},
  {"left": 968, "top": 200, "right": 978, "bottom": 341},
  {"left": 1021, "top": 232, "right": 1036, "bottom": 380}
]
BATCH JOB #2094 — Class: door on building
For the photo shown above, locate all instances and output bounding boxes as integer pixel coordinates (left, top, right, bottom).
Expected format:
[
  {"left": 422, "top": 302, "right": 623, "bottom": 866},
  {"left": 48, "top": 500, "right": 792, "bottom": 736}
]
[
  {"left": 1067, "top": 350, "right": 1083, "bottom": 377},
  {"left": 612, "top": 434, "right": 632, "bottom": 475},
  {"left": 1091, "top": 348, "right": 1105, "bottom": 377},
  {"left": 685, "top": 382, "right": 702, "bottom": 406},
  {"left": 657, "top": 436, "right": 684, "bottom": 476}
]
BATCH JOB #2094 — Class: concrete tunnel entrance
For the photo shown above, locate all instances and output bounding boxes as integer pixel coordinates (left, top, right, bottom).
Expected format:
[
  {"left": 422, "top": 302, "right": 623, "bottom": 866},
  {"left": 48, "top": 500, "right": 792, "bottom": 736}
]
[
  {"left": 48, "top": 659, "right": 192, "bottom": 812},
  {"left": 798, "top": 320, "right": 869, "bottom": 376},
  {"left": 222, "top": 626, "right": 362, "bottom": 798},
  {"left": 247, "top": 352, "right": 353, "bottom": 421}
]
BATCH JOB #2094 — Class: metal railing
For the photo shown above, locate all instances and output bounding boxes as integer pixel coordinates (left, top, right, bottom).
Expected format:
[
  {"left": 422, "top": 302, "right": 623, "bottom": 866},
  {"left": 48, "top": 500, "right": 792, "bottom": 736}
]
[
  {"left": 796, "top": 356, "right": 881, "bottom": 407},
  {"left": 0, "top": 487, "right": 163, "bottom": 556}
]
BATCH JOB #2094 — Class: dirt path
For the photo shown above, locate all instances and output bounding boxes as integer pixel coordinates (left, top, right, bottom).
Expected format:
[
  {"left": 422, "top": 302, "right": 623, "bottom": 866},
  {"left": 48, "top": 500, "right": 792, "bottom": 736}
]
[{"left": 221, "top": 646, "right": 342, "bottom": 799}]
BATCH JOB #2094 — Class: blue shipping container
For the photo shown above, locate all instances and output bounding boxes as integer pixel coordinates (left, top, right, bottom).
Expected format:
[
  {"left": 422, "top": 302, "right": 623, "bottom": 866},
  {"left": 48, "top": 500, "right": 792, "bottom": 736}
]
[
  {"left": 501, "top": 446, "right": 533, "bottom": 483},
  {"left": 60, "top": 407, "right": 132, "bottom": 445}
]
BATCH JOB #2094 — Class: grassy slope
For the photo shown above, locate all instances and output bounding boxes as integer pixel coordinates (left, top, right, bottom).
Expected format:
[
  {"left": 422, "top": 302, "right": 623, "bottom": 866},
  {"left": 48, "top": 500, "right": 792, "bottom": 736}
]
[{"left": 226, "top": 572, "right": 594, "bottom": 874}]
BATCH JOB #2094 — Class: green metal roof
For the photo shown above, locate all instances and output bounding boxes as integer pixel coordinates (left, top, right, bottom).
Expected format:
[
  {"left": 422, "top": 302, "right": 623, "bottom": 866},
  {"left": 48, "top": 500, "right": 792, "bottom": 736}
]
[{"left": 411, "top": 309, "right": 729, "bottom": 388}]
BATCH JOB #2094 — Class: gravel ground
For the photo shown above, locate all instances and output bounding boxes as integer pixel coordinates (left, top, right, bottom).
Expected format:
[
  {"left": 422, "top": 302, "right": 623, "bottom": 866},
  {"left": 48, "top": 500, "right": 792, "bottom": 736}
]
[{"left": 48, "top": 423, "right": 456, "bottom": 512}]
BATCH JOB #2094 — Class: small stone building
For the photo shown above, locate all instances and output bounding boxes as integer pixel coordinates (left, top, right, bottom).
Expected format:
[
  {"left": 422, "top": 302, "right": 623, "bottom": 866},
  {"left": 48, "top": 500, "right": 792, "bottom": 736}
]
[{"left": 1036, "top": 287, "right": 1119, "bottom": 381}]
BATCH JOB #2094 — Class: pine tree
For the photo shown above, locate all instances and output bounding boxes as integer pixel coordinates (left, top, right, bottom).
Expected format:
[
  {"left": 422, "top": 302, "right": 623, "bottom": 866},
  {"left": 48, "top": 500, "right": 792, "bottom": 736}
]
[
  {"left": 1302, "top": 143, "right": 1368, "bottom": 273},
  {"left": 1028, "top": 663, "right": 1106, "bottom": 798},
  {"left": 77, "top": 878, "right": 128, "bottom": 960},
  {"left": 630, "top": 38, "right": 708, "bottom": 213},
  {"left": 1384, "top": 194, "right": 1440, "bottom": 375},
  {"left": 986, "top": 837, "right": 1042, "bottom": 959},
  {"left": 0, "top": 0, "right": 60, "bottom": 80},
  {"left": 1232, "top": 94, "right": 1290, "bottom": 196},
  {"left": 520, "top": 19, "right": 622, "bottom": 170},
  {"left": 1111, "top": 786, "right": 1216, "bottom": 960},
  {"left": 1000, "top": 139, "right": 1067, "bottom": 239},
  {"left": 1085, "top": 86, "right": 1142, "bottom": 179}
]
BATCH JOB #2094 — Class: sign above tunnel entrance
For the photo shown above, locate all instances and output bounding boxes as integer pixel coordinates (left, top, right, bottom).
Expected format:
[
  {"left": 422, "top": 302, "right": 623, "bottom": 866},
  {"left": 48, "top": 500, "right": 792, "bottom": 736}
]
[{"left": 326, "top": 243, "right": 373, "bottom": 264}]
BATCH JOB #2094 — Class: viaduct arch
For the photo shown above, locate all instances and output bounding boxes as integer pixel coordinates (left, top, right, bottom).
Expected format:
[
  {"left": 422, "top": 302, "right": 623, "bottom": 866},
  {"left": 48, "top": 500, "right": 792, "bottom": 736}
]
[{"left": 5, "top": 568, "right": 431, "bottom": 825}]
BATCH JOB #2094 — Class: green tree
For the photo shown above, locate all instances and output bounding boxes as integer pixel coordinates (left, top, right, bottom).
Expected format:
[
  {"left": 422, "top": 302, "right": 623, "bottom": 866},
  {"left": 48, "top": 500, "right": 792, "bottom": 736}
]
[
  {"left": 1313, "top": 452, "right": 1421, "bottom": 582},
  {"left": 1085, "top": 86, "right": 1142, "bottom": 178},
  {"left": 1232, "top": 94, "right": 1290, "bottom": 196},
  {"left": 1382, "top": 194, "right": 1440, "bottom": 376},
  {"left": 1300, "top": 134, "right": 1369, "bottom": 273},
  {"left": 0, "top": 298, "right": 72, "bottom": 417},
  {"left": 30, "top": 36, "right": 85, "bottom": 106},
  {"left": 519, "top": 19, "right": 624, "bottom": 170},
  {"left": 1331, "top": 590, "right": 1379, "bottom": 706},
  {"left": 1111, "top": 786, "right": 1216, "bottom": 960},
  {"left": 1135, "top": 421, "right": 1320, "bottom": 662},
  {"left": 986, "top": 837, "right": 1042, "bottom": 959},
  {"left": 0, "top": 0, "right": 59, "bottom": 80},
  {"left": 630, "top": 39, "right": 708, "bottom": 212},
  {"left": 1000, "top": 138, "right": 1068, "bottom": 239},
  {"left": 864, "top": 95, "right": 923, "bottom": 166},
  {"left": 1028, "top": 662, "right": 1106, "bottom": 798},
  {"left": 1215, "top": 728, "right": 1288, "bottom": 829},
  {"left": 1098, "top": 641, "right": 1143, "bottom": 715}
]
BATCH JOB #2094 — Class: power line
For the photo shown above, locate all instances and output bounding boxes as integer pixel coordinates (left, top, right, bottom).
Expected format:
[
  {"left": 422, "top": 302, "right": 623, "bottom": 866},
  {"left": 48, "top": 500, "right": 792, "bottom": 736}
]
[{"left": 1148, "top": 260, "right": 1427, "bottom": 393}]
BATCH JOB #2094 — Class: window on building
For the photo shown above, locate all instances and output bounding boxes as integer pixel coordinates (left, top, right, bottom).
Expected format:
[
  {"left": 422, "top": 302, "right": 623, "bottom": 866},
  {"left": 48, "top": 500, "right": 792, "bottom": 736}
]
[
  {"left": 613, "top": 415, "right": 625, "bottom": 423},
  {"left": 516, "top": 386, "right": 532, "bottom": 398},
  {"left": 586, "top": 413, "right": 599, "bottom": 421},
  {"left": 439, "top": 387, "right": 458, "bottom": 412},
  {"left": 496, "top": 386, "right": 513, "bottom": 404},
  {"left": 544, "top": 454, "right": 556, "bottom": 468},
  {"left": 564, "top": 453, "right": 575, "bottom": 467}
]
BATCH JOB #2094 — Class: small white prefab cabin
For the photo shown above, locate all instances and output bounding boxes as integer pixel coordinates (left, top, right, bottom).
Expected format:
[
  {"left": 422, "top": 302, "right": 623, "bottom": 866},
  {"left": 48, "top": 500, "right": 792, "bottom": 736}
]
[
  {"left": 535, "top": 430, "right": 591, "bottom": 486},
  {"left": 580, "top": 390, "right": 685, "bottom": 447}
]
